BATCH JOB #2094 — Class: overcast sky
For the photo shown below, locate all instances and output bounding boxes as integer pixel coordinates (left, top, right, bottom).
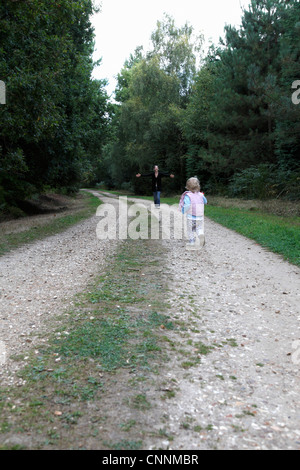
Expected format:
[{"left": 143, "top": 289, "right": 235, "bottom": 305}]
[{"left": 91, "top": 0, "right": 250, "bottom": 97}]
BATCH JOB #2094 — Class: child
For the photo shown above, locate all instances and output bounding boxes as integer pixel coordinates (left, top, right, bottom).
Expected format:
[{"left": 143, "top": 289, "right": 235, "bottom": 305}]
[{"left": 179, "top": 177, "right": 207, "bottom": 250}]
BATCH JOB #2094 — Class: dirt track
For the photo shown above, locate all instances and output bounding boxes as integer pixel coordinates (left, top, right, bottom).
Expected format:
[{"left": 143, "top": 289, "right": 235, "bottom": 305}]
[{"left": 1, "top": 190, "right": 300, "bottom": 450}]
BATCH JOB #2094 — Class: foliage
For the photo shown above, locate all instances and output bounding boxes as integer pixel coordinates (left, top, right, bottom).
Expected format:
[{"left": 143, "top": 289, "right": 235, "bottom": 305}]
[
  {"left": 103, "top": 15, "right": 203, "bottom": 194},
  {"left": 1, "top": 1, "right": 299, "bottom": 206},
  {"left": 181, "top": 0, "right": 300, "bottom": 197},
  {"left": 97, "top": 2, "right": 299, "bottom": 200},
  {"left": 228, "top": 163, "right": 300, "bottom": 200},
  {"left": 0, "top": 0, "right": 110, "bottom": 211},
  {"left": 148, "top": 14, "right": 203, "bottom": 102}
]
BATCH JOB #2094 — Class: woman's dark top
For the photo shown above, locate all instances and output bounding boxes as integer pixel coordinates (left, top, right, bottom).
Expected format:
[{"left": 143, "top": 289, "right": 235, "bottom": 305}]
[{"left": 140, "top": 171, "right": 171, "bottom": 192}]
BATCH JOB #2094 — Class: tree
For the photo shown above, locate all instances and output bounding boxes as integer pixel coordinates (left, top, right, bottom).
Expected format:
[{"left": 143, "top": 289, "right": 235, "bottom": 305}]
[
  {"left": 101, "top": 15, "right": 203, "bottom": 192},
  {"left": 148, "top": 13, "right": 203, "bottom": 103},
  {"left": 0, "top": 0, "right": 110, "bottom": 212},
  {"left": 179, "top": 66, "right": 218, "bottom": 190},
  {"left": 275, "top": 1, "right": 300, "bottom": 170},
  {"left": 182, "top": 0, "right": 300, "bottom": 198}
]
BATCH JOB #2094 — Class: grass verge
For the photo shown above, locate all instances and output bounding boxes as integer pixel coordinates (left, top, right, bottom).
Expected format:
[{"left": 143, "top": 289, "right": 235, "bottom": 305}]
[
  {"left": 105, "top": 191, "right": 299, "bottom": 268},
  {"left": 0, "top": 192, "right": 100, "bottom": 257},
  {"left": 205, "top": 205, "right": 300, "bottom": 267}
]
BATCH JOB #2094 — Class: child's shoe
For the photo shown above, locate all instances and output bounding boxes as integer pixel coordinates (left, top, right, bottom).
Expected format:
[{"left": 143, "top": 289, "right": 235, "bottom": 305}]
[
  {"left": 198, "top": 234, "right": 205, "bottom": 247},
  {"left": 186, "top": 240, "right": 195, "bottom": 250},
  {"left": 192, "top": 234, "right": 205, "bottom": 250}
]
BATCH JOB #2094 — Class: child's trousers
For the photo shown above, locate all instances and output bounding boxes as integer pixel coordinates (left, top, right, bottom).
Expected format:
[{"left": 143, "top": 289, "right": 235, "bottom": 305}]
[{"left": 187, "top": 217, "right": 204, "bottom": 242}]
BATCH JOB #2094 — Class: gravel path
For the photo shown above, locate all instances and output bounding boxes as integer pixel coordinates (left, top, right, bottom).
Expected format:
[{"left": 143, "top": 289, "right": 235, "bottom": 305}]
[
  {"left": 121, "top": 193, "right": 300, "bottom": 450},
  {"left": 0, "top": 194, "right": 118, "bottom": 386},
  {"left": 156, "top": 219, "right": 300, "bottom": 450},
  {"left": 0, "top": 190, "right": 299, "bottom": 450}
]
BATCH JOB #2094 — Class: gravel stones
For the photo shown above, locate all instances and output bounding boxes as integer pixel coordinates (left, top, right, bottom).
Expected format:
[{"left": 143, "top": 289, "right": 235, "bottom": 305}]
[{"left": 0, "top": 192, "right": 299, "bottom": 449}]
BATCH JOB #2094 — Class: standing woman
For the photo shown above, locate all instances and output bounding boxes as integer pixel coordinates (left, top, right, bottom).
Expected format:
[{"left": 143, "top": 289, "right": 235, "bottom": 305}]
[{"left": 136, "top": 165, "right": 174, "bottom": 208}]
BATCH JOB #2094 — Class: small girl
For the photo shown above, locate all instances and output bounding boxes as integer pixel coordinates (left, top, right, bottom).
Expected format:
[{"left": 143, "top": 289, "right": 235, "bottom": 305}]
[{"left": 179, "top": 177, "right": 207, "bottom": 250}]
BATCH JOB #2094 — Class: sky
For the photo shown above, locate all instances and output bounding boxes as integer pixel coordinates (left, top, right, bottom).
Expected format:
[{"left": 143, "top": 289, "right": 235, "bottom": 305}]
[{"left": 91, "top": 0, "right": 250, "bottom": 98}]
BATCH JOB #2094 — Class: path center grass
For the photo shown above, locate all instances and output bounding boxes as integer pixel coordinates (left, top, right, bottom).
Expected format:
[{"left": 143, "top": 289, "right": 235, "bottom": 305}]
[{"left": 0, "top": 238, "right": 174, "bottom": 449}]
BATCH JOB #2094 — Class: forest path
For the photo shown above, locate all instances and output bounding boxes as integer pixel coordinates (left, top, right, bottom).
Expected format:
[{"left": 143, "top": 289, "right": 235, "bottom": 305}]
[
  {"left": 92, "top": 191, "right": 300, "bottom": 450},
  {"left": 0, "top": 192, "right": 119, "bottom": 384},
  {"left": 0, "top": 190, "right": 300, "bottom": 450}
]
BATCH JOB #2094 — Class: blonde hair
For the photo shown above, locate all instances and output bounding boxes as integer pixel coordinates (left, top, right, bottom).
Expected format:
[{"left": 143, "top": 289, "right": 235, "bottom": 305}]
[{"left": 186, "top": 177, "right": 200, "bottom": 193}]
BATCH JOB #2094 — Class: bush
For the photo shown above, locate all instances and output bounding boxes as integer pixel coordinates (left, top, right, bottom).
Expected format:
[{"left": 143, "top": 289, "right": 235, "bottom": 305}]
[
  {"left": 228, "top": 164, "right": 300, "bottom": 200},
  {"left": 120, "top": 181, "right": 134, "bottom": 193}
]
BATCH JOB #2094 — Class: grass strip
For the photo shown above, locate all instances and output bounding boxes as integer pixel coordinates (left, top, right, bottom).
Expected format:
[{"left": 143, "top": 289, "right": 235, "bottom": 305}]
[
  {"left": 0, "top": 192, "right": 100, "bottom": 256},
  {"left": 109, "top": 192, "right": 299, "bottom": 268},
  {"left": 0, "top": 239, "right": 174, "bottom": 449},
  {"left": 205, "top": 205, "right": 300, "bottom": 267}
]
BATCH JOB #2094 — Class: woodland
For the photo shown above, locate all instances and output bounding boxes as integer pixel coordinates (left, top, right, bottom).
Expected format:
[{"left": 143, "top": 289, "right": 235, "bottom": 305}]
[{"left": 0, "top": 0, "right": 299, "bottom": 216}]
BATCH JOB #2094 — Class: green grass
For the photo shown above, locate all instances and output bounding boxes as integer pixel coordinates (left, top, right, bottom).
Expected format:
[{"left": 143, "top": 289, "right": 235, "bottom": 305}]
[
  {"left": 0, "top": 192, "right": 100, "bottom": 256},
  {"left": 117, "top": 192, "right": 300, "bottom": 267},
  {"left": 205, "top": 205, "right": 300, "bottom": 267},
  {"left": 1, "top": 188, "right": 299, "bottom": 448},
  {"left": 0, "top": 238, "right": 174, "bottom": 449},
  {"left": 38, "top": 242, "right": 173, "bottom": 373}
]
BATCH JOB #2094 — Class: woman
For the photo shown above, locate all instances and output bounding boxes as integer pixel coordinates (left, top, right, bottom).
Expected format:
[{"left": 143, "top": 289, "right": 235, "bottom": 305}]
[{"left": 136, "top": 165, "right": 174, "bottom": 208}]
